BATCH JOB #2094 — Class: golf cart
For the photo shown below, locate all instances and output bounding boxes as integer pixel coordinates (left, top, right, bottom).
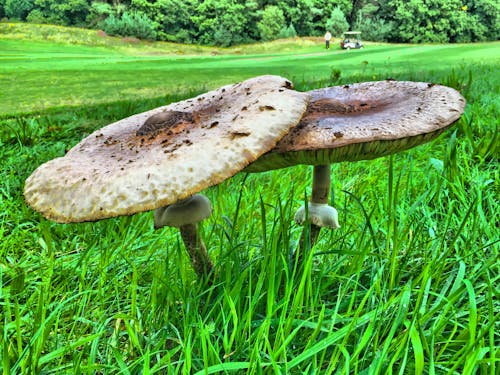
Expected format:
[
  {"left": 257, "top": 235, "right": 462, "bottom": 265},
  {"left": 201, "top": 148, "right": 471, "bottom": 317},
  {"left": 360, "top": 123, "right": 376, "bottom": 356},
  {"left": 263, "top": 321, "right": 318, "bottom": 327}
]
[{"left": 340, "top": 31, "right": 363, "bottom": 49}]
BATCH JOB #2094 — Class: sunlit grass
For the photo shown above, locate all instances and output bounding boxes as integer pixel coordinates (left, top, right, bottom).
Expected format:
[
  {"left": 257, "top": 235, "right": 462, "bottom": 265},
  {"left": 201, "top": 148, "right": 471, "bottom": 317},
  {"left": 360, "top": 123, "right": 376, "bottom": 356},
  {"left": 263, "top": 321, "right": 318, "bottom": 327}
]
[
  {"left": 1, "top": 23, "right": 499, "bottom": 374},
  {"left": 1, "top": 22, "right": 498, "bottom": 117}
]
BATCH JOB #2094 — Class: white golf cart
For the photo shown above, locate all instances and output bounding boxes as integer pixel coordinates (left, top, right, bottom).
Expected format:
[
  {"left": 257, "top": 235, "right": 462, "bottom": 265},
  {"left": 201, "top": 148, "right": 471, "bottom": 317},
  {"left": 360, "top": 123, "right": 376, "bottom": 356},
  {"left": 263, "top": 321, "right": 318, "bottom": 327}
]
[{"left": 340, "top": 31, "right": 363, "bottom": 50}]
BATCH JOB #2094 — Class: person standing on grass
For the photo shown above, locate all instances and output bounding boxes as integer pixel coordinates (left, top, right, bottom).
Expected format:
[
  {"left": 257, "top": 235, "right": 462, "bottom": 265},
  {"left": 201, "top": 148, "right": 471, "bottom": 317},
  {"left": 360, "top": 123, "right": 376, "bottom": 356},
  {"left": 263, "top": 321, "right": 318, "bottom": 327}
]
[{"left": 324, "top": 31, "right": 332, "bottom": 49}]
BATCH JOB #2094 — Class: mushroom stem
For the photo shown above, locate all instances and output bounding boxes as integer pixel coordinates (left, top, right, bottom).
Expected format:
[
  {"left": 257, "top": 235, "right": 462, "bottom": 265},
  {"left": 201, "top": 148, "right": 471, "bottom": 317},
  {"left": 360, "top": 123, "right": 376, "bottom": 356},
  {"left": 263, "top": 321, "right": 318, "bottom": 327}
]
[
  {"left": 179, "top": 223, "right": 214, "bottom": 279},
  {"left": 154, "top": 194, "right": 214, "bottom": 280},
  {"left": 311, "top": 164, "right": 330, "bottom": 204},
  {"left": 294, "top": 164, "right": 339, "bottom": 262}
]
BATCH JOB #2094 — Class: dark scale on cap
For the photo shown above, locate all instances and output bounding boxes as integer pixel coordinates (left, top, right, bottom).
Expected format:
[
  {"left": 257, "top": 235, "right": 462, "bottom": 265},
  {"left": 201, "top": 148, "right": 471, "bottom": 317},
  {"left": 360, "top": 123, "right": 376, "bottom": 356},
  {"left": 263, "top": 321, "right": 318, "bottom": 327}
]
[
  {"left": 136, "top": 111, "right": 194, "bottom": 137},
  {"left": 259, "top": 105, "right": 275, "bottom": 111},
  {"left": 304, "top": 98, "right": 387, "bottom": 120}
]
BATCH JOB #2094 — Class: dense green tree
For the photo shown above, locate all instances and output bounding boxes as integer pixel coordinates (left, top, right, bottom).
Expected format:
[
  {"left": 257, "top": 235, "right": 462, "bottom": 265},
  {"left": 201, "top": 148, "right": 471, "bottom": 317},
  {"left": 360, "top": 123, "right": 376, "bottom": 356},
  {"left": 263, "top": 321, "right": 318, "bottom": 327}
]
[
  {"left": 280, "top": 0, "right": 317, "bottom": 36},
  {"left": 310, "top": 0, "right": 354, "bottom": 35},
  {"left": 279, "top": 23, "right": 298, "bottom": 38},
  {"left": 0, "top": 0, "right": 497, "bottom": 44},
  {"left": 346, "top": 0, "right": 364, "bottom": 28},
  {"left": 32, "top": 0, "right": 91, "bottom": 26},
  {"left": 26, "top": 9, "right": 46, "bottom": 23},
  {"left": 378, "top": 0, "right": 494, "bottom": 43},
  {"left": 448, "top": 5, "right": 486, "bottom": 42},
  {"left": 193, "top": 0, "right": 258, "bottom": 46},
  {"left": 253, "top": 0, "right": 353, "bottom": 36},
  {"left": 128, "top": 0, "right": 195, "bottom": 43},
  {"left": 466, "top": 0, "right": 500, "bottom": 40},
  {"left": 257, "top": 5, "right": 286, "bottom": 40},
  {"left": 100, "top": 10, "right": 156, "bottom": 39},
  {"left": 4, "top": 0, "right": 34, "bottom": 20},
  {"left": 86, "top": 1, "right": 114, "bottom": 27},
  {"left": 325, "top": 6, "right": 349, "bottom": 36},
  {"left": 99, "top": 0, "right": 131, "bottom": 6},
  {"left": 353, "top": 2, "right": 394, "bottom": 41},
  {"left": 355, "top": 16, "right": 394, "bottom": 41}
]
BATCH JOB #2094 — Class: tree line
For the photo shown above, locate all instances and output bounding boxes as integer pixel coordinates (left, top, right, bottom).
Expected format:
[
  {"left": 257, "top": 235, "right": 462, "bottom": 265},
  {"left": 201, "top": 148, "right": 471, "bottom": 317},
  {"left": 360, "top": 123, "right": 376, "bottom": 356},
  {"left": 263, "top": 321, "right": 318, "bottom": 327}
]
[{"left": 1, "top": 0, "right": 498, "bottom": 46}]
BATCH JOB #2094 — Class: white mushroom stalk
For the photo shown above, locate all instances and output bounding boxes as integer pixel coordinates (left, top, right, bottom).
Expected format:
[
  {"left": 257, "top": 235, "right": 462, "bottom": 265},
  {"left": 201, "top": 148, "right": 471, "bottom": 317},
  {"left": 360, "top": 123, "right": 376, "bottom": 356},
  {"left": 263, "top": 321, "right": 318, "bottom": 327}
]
[
  {"left": 154, "top": 194, "right": 214, "bottom": 279},
  {"left": 294, "top": 164, "right": 340, "bottom": 255},
  {"left": 294, "top": 202, "right": 339, "bottom": 229}
]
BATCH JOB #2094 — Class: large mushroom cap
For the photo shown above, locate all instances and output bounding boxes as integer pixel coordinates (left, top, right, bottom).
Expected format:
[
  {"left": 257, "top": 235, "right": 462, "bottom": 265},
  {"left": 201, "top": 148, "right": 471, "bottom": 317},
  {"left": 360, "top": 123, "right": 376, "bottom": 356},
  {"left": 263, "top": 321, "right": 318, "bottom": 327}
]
[
  {"left": 246, "top": 80, "right": 466, "bottom": 172},
  {"left": 24, "top": 75, "right": 309, "bottom": 223}
]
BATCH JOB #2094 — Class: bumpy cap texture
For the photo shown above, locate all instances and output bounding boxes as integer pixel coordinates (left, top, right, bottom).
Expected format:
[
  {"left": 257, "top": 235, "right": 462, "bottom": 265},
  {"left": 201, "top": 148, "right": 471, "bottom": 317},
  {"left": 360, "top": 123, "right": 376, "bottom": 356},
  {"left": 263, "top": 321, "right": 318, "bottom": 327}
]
[
  {"left": 24, "top": 75, "right": 309, "bottom": 223},
  {"left": 246, "top": 80, "right": 466, "bottom": 172}
]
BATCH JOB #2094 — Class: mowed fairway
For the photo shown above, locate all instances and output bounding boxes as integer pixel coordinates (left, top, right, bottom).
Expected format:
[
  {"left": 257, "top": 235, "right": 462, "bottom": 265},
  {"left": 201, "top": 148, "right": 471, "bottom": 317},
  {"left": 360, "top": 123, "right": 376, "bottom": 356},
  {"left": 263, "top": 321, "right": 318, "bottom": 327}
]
[
  {"left": 0, "top": 24, "right": 499, "bottom": 374},
  {"left": 1, "top": 29, "right": 498, "bottom": 116}
]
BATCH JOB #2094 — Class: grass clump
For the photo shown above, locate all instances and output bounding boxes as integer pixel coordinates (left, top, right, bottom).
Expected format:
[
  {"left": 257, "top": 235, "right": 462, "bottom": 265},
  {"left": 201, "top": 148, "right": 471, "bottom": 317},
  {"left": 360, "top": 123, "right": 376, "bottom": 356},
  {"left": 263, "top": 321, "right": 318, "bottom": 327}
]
[{"left": 1, "top": 25, "right": 499, "bottom": 374}]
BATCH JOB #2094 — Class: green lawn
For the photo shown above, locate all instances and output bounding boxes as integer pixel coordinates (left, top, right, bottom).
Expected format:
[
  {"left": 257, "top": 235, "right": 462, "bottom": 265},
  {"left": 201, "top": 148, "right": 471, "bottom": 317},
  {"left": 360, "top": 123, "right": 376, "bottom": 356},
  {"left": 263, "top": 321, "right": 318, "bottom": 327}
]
[
  {"left": 1, "top": 23, "right": 498, "bottom": 117},
  {"left": 0, "top": 23, "right": 499, "bottom": 374}
]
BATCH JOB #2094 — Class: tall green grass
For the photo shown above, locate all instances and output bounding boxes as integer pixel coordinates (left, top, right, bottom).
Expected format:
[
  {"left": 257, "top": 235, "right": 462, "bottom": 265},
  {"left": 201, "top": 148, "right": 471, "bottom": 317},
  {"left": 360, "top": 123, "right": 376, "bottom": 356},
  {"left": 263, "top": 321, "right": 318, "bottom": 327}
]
[{"left": 1, "top": 25, "right": 499, "bottom": 374}]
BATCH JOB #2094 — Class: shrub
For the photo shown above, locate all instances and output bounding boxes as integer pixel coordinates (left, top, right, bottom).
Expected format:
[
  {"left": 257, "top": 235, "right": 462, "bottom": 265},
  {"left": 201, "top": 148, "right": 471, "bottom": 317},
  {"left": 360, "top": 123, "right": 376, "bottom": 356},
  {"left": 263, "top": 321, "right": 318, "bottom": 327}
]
[
  {"left": 175, "top": 29, "right": 193, "bottom": 44},
  {"left": 279, "top": 23, "right": 297, "bottom": 39},
  {"left": 100, "top": 11, "right": 157, "bottom": 40},
  {"left": 158, "top": 29, "right": 193, "bottom": 44},
  {"left": 212, "top": 25, "right": 233, "bottom": 47},
  {"left": 257, "top": 5, "right": 286, "bottom": 41},
  {"left": 86, "top": 1, "right": 113, "bottom": 28},
  {"left": 356, "top": 17, "right": 395, "bottom": 42},
  {"left": 26, "top": 9, "right": 46, "bottom": 23},
  {"left": 325, "top": 7, "right": 349, "bottom": 37}
]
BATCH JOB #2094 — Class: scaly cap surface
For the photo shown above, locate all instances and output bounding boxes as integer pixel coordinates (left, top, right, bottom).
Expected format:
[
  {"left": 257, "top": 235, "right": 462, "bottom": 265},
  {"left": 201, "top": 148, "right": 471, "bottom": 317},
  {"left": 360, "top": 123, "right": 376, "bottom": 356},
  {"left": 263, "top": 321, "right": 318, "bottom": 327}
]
[
  {"left": 24, "top": 75, "right": 309, "bottom": 222},
  {"left": 247, "top": 80, "right": 466, "bottom": 172}
]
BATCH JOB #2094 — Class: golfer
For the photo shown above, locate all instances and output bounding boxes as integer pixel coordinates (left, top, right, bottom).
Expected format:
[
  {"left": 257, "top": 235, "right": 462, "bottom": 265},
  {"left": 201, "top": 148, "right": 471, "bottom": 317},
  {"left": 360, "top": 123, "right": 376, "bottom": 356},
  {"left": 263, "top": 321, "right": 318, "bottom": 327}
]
[{"left": 324, "top": 31, "right": 332, "bottom": 49}]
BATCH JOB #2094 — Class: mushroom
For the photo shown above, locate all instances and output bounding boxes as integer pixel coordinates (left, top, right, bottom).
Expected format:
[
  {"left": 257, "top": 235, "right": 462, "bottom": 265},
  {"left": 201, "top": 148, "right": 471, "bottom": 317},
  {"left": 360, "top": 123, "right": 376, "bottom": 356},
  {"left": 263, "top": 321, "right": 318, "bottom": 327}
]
[
  {"left": 24, "top": 75, "right": 310, "bottom": 279},
  {"left": 154, "top": 194, "right": 214, "bottom": 277},
  {"left": 246, "top": 80, "right": 466, "bottom": 255}
]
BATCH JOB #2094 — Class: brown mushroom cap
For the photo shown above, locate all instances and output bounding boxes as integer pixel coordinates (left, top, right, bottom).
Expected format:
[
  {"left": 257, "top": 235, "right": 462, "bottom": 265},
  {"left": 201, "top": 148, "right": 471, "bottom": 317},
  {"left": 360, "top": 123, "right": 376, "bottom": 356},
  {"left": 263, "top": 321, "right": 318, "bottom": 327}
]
[
  {"left": 24, "top": 75, "right": 309, "bottom": 223},
  {"left": 246, "top": 80, "right": 466, "bottom": 172}
]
